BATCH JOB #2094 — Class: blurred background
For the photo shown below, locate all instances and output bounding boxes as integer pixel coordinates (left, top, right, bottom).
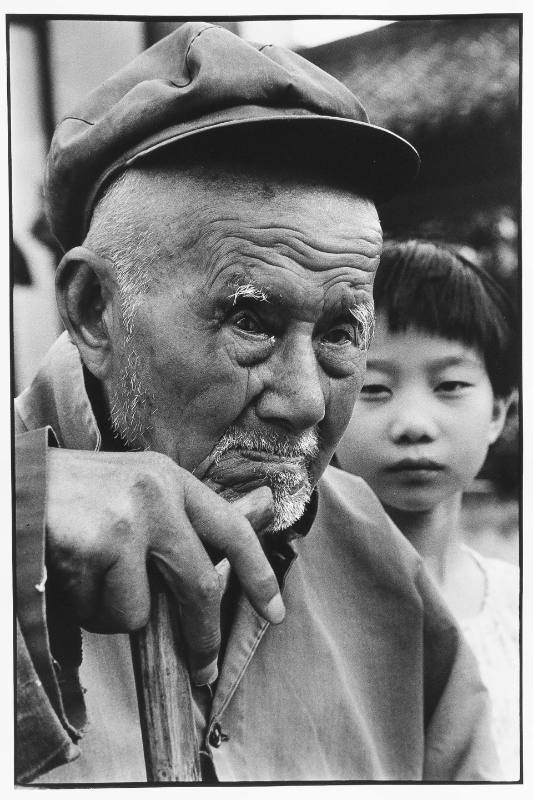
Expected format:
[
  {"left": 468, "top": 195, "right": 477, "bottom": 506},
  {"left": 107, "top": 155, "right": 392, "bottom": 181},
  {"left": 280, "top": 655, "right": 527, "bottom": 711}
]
[{"left": 8, "top": 16, "right": 520, "bottom": 562}]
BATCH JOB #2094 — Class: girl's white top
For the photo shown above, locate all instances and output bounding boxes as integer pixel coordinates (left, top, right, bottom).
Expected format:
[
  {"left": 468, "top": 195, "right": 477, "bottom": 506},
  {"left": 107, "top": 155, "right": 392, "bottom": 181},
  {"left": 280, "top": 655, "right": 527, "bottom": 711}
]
[{"left": 460, "top": 545, "right": 520, "bottom": 781}]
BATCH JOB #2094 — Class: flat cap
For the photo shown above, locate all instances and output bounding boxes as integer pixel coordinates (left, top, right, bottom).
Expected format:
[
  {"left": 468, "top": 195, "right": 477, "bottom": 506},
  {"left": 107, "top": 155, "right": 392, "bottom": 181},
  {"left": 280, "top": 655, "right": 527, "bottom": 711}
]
[{"left": 44, "top": 21, "right": 420, "bottom": 251}]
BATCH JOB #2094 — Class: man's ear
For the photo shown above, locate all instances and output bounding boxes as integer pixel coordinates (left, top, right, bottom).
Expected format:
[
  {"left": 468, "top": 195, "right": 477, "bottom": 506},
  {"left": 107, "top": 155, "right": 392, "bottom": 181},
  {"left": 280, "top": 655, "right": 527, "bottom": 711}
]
[
  {"left": 488, "top": 394, "right": 513, "bottom": 445},
  {"left": 55, "top": 246, "right": 119, "bottom": 380}
]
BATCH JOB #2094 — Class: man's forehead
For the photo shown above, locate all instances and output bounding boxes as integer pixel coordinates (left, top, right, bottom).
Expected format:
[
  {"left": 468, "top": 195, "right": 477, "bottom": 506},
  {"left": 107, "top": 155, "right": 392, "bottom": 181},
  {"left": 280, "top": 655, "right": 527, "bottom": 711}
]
[
  {"left": 98, "top": 162, "right": 380, "bottom": 263},
  {"left": 140, "top": 165, "right": 378, "bottom": 239},
  {"left": 125, "top": 159, "right": 376, "bottom": 209}
]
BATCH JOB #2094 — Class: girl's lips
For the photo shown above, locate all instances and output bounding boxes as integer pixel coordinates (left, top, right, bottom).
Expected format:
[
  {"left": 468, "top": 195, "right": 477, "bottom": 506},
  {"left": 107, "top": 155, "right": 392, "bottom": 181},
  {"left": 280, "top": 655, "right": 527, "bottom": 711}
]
[
  {"left": 384, "top": 459, "right": 446, "bottom": 486},
  {"left": 386, "top": 458, "right": 444, "bottom": 472}
]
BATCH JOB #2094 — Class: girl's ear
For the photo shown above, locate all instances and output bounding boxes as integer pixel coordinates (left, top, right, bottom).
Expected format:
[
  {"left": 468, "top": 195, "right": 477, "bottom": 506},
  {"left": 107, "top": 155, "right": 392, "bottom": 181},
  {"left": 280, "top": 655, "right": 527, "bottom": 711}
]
[
  {"left": 488, "top": 394, "right": 513, "bottom": 445},
  {"left": 55, "top": 246, "right": 119, "bottom": 381}
]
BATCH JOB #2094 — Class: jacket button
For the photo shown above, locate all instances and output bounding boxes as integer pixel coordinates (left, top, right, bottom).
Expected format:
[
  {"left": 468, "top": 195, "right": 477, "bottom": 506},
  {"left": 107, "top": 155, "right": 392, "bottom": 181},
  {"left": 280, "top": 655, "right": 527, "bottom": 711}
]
[{"left": 209, "top": 722, "right": 229, "bottom": 748}]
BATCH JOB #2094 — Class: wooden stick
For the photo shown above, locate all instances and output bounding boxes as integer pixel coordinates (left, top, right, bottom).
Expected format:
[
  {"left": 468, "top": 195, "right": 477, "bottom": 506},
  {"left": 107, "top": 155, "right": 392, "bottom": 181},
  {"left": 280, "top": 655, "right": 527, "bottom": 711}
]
[
  {"left": 129, "top": 489, "right": 270, "bottom": 782},
  {"left": 130, "top": 570, "right": 201, "bottom": 782}
]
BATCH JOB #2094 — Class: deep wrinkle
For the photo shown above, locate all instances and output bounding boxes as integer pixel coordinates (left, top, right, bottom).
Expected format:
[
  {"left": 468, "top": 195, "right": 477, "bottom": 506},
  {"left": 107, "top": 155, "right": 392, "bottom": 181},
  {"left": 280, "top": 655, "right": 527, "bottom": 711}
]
[{"left": 200, "top": 226, "right": 381, "bottom": 285}]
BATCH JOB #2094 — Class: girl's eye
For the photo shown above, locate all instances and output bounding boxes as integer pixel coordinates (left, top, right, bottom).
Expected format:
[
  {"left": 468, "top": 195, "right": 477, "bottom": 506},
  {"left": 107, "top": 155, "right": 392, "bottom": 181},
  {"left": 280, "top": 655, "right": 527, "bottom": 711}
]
[
  {"left": 360, "top": 383, "right": 391, "bottom": 400},
  {"left": 436, "top": 380, "right": 472, "bottom": 394}
]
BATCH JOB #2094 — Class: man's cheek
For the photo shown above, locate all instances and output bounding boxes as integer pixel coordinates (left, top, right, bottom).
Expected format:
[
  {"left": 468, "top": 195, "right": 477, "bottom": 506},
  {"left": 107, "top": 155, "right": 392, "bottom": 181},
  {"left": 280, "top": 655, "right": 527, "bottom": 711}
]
[
  {"left": 333, "top": 371, "right": 366, "bottom": 435},
  {"left": 178, "top": 381, "right": 255, "bottom": 473},
  {"left": 312, "top": 394, "right": 357, "bottom": 478}
]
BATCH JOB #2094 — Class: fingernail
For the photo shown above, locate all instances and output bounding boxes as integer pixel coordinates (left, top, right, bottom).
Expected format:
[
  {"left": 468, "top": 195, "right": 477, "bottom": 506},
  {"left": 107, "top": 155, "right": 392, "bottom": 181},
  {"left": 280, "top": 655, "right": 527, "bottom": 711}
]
[
  {"left": 264, "top": 594, "right": 285, "bottom": 624},
  {"left": 215, "top": 557, "right": 231, "bottom": 593},
  {"left": 192, "top": 660, "right": 218, "bottom": 687}
]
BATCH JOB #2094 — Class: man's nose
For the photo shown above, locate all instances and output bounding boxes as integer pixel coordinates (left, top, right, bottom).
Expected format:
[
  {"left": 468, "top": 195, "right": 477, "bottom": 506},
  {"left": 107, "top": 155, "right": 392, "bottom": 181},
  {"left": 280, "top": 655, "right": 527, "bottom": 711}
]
[
  {"left": 255, "top": 338, "right": 326, "bottom": 433},
  {"left": 388, "top": 396, "right": 439, "bottom": 444}
]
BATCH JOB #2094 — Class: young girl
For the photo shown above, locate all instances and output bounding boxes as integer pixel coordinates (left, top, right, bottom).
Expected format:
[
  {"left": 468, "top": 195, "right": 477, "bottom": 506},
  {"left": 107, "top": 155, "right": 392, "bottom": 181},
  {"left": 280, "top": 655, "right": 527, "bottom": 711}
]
[{"left": 335, "top": 239, "right": 519, "bottom": 780}]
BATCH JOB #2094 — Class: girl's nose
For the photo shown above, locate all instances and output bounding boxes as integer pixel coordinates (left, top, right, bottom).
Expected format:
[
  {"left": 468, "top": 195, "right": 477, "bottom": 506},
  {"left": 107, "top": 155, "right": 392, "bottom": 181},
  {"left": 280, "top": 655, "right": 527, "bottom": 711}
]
[{"left": 388, "top": 399, "right": 439, "bottom": 444}]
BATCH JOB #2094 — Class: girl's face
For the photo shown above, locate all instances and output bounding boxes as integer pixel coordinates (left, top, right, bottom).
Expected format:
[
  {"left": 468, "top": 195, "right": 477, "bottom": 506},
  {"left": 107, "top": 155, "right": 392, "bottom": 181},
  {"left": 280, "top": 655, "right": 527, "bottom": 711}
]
[{"left": 335, "top": 314, "right": 509, "bottom": 512}]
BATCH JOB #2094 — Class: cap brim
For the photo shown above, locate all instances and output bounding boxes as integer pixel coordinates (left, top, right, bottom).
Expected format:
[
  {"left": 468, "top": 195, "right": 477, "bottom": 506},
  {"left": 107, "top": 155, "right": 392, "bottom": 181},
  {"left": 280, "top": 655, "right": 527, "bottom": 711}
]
[{"left": 86, "top": 114, "right": 420, "bottom": 232}]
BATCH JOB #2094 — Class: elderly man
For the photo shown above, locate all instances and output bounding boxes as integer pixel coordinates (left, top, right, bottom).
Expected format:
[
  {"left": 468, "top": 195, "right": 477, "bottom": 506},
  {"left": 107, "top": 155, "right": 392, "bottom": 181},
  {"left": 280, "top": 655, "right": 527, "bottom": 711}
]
[{"left": 15, "top": 23, "right": 498, "bottom": 783}]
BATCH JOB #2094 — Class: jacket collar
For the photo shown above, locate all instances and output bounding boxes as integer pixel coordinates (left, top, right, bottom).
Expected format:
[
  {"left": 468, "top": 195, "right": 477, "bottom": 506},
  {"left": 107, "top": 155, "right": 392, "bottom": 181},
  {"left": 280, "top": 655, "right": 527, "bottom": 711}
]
[{"left": 15, "top": 331, "right": 101, "bottom": 452}]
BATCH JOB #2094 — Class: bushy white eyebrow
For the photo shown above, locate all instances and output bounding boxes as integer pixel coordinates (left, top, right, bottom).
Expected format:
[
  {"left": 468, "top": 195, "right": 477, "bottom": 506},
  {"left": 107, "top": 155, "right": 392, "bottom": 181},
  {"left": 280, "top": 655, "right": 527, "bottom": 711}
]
[
  {"left": 228, "top": 282, "right": 270, "bottom": 305},
  {"left": 349, "top": 301, "right": 375, "bottom": 351}
]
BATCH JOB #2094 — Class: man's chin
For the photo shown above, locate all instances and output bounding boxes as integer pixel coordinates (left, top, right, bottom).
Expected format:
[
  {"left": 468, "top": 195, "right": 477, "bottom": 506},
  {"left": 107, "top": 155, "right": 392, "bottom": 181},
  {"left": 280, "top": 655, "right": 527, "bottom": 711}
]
[
  {"left": 264, "top": 470, "right": 312, "bottom": 532},
  {"left": 203, "top": 461, "right": 313, "bottom": 532},
  {"left": 267, "top": 481, "right": 312, "bottom": 532}
]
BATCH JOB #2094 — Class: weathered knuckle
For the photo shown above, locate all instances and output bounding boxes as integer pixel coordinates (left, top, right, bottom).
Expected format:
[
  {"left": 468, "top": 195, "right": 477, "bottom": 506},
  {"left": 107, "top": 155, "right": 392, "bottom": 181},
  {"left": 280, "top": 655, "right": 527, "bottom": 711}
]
[
  {"left": 109, "top": 517, "right": 135, "bottom": 542},
  {"left": 130, "top": 470, "right": 166, "bottom": 506},
  {"left": 132, "top": 457, "right": 189, "bottom": 514},
  {"left": 194, "top": 570, "right": 222, "bottom": 607},
  {"left": 126, "top": 475, "right": 177, "bottom": 537}
]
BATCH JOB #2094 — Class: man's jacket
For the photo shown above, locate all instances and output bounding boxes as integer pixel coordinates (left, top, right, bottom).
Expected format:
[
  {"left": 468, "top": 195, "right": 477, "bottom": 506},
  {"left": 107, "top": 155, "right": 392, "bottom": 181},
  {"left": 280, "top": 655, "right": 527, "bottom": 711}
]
[{"left": 15, "top": 332, "right": 499, "bottom": 782}]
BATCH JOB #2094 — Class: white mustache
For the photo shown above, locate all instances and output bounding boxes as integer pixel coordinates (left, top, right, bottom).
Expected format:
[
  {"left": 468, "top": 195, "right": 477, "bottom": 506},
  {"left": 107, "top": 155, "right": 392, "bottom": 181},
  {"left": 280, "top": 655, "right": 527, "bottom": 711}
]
[
  {"left": 192, "top": 426, "right": 319, "bottom": 483},
  {"left": 210, "top": 426, "right": 320, "bottom": 462}
]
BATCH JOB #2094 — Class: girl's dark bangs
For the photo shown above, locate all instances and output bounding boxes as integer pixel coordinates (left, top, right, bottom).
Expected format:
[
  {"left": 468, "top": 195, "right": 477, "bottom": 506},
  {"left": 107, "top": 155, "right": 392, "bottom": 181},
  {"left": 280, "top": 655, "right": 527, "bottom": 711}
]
[{"left": 374, "top": 241, "right": 516, "bottom": 395}]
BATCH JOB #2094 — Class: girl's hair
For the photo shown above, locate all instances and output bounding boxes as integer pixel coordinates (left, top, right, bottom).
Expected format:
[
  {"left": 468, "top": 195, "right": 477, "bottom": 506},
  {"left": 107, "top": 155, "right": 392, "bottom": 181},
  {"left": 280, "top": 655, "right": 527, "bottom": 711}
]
[{"left": 374, "top": 240, "right": 518, "bottom": 397}]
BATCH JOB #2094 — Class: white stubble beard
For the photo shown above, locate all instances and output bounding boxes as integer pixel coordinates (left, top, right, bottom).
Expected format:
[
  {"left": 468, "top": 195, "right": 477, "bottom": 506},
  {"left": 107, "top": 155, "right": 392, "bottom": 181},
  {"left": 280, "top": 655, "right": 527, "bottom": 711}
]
[{"left": 109, "top": 328, "right": 155, "bottom": 452}]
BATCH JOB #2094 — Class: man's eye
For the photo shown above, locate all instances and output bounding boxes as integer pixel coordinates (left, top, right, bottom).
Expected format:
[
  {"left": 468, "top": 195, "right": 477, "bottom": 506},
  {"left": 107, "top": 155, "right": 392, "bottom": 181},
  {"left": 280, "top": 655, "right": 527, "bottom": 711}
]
[
  {"left": 322, "top": 324, "right": 356, "bottom": 346},
  {"left": 232, "top": 311, "right": 268, "bottom": 336},
  {"left": 360, "top": 383, "right": 391, "bottom": 400},
  {"left": 436, "top": 381, "right": 472, "bottom": 394}
]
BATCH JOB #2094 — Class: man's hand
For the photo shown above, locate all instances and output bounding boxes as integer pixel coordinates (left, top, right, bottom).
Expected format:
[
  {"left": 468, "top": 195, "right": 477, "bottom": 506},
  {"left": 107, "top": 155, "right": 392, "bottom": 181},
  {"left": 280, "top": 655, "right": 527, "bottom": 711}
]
[{"left": 45, "top": 448, "right": 284, "bottom": 684}]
